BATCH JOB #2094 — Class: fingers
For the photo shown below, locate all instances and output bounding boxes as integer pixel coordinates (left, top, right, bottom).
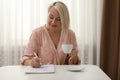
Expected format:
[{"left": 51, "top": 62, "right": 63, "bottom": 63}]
[
  {"left": 33, "top": 57, "right": 40, "bottom": 63},
  {"left": 31, "top": 57, "right": 41, "bottom": 68},
  {"left": 68, "top": 54, "right": 77, "bottom": 64},
  {"left": 68, "top": 57, "right": 73, "bottom": 64}
]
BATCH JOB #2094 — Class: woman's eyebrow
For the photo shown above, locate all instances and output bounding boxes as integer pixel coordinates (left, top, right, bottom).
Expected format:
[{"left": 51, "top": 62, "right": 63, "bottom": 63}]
[{"left": 49, "top": 13, "right": 60, "bottom": 18}]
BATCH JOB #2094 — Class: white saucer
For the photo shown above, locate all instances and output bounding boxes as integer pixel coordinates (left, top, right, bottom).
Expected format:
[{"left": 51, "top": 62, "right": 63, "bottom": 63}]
[{"left": 66, "top": 66, "right": 84, "bottom": 72}]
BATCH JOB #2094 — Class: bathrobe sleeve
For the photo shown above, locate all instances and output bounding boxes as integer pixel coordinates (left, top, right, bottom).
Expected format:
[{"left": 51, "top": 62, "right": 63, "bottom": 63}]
[
  {"left": 20, "top": 28, "right": 42, "bottom": 65},
  {"left": 67, "top": 30, "right": 80, "bottom": 64}
]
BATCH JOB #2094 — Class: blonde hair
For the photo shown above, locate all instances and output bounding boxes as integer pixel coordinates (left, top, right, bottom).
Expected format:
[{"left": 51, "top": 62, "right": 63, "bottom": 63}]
[{"left": 48, "top": 1, "right": 70, "bottom": 33}]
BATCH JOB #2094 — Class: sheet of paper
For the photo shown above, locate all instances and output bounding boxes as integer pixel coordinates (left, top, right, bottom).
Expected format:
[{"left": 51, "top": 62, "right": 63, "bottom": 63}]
[{"left": 24, "top": 64, "right": 55, "bottom": 74}]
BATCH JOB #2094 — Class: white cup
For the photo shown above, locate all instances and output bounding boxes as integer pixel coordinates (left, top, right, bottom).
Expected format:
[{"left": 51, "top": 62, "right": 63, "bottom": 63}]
[{"left": 62, "top": 44, "right": 73, "bottom": 54}]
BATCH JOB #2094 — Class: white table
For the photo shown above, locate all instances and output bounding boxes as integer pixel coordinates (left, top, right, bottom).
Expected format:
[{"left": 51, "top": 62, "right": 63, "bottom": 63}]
[{"left": 0, "top": 65, "right": 111, "bottom": 80}]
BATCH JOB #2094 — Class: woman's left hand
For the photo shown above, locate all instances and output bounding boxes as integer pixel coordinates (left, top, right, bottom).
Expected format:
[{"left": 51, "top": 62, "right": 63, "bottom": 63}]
[{"left": 68, "top": 54, "right": 78, "bottom": 64}]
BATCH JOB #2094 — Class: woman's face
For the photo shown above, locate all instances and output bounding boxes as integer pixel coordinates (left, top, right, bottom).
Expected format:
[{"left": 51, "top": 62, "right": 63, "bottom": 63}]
[{"left": 47, "top": 7, "right": 61, "bottom": 31}]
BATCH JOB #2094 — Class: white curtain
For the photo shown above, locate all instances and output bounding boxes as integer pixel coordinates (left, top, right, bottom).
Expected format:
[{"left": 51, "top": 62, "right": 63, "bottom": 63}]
[{"left": 0, "top": 0, "right": 102, "bottom": 66}]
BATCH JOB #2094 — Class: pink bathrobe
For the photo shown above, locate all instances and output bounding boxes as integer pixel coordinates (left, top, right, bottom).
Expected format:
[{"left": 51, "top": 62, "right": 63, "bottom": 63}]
[{"left": 21, "top": 25, "right": 80, "bottom": 65}]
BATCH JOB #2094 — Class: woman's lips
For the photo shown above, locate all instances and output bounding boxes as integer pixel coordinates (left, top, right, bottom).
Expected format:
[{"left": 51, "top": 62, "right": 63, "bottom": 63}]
[{"left": 51, "top": 25, "right": 57, "bottom": 27}]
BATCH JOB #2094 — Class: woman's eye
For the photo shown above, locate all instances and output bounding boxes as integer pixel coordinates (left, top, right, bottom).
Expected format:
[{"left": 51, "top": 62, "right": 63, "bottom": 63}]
[
  {"left": 49, "top": 14, "right": 61, "bottom": 22},
  {"left": 56, "top": 18, "right": 61, "bottom": 21},
  {"left": 49, "top": 15, "right": 53, "bottom": 19}
]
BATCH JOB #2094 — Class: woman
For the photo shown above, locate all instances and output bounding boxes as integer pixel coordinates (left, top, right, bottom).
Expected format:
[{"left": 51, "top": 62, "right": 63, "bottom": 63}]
[{"left": 21, "top": 1, "right": 80, "bottom": 68}]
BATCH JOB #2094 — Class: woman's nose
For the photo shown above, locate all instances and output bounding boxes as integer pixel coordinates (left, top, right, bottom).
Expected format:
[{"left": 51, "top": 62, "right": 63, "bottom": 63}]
[{"left": 51, "top": 18, "right": 56, "bottom": 24}]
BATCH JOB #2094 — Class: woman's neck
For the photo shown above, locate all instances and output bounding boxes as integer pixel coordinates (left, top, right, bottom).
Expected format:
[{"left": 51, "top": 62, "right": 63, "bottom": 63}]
[{"left": 46, "top": 26, "right": 61, "bottom": 34}]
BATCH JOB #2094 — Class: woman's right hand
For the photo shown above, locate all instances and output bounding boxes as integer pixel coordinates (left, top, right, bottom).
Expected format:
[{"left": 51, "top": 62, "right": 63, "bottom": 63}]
[{"left": 31, "top": 57, "right": 41, "bottom": 68}]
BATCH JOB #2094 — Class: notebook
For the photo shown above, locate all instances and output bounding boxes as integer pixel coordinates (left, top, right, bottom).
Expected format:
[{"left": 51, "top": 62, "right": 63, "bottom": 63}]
[{"left": 24, "top": 64, "right": 55, "bottom": 74}]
